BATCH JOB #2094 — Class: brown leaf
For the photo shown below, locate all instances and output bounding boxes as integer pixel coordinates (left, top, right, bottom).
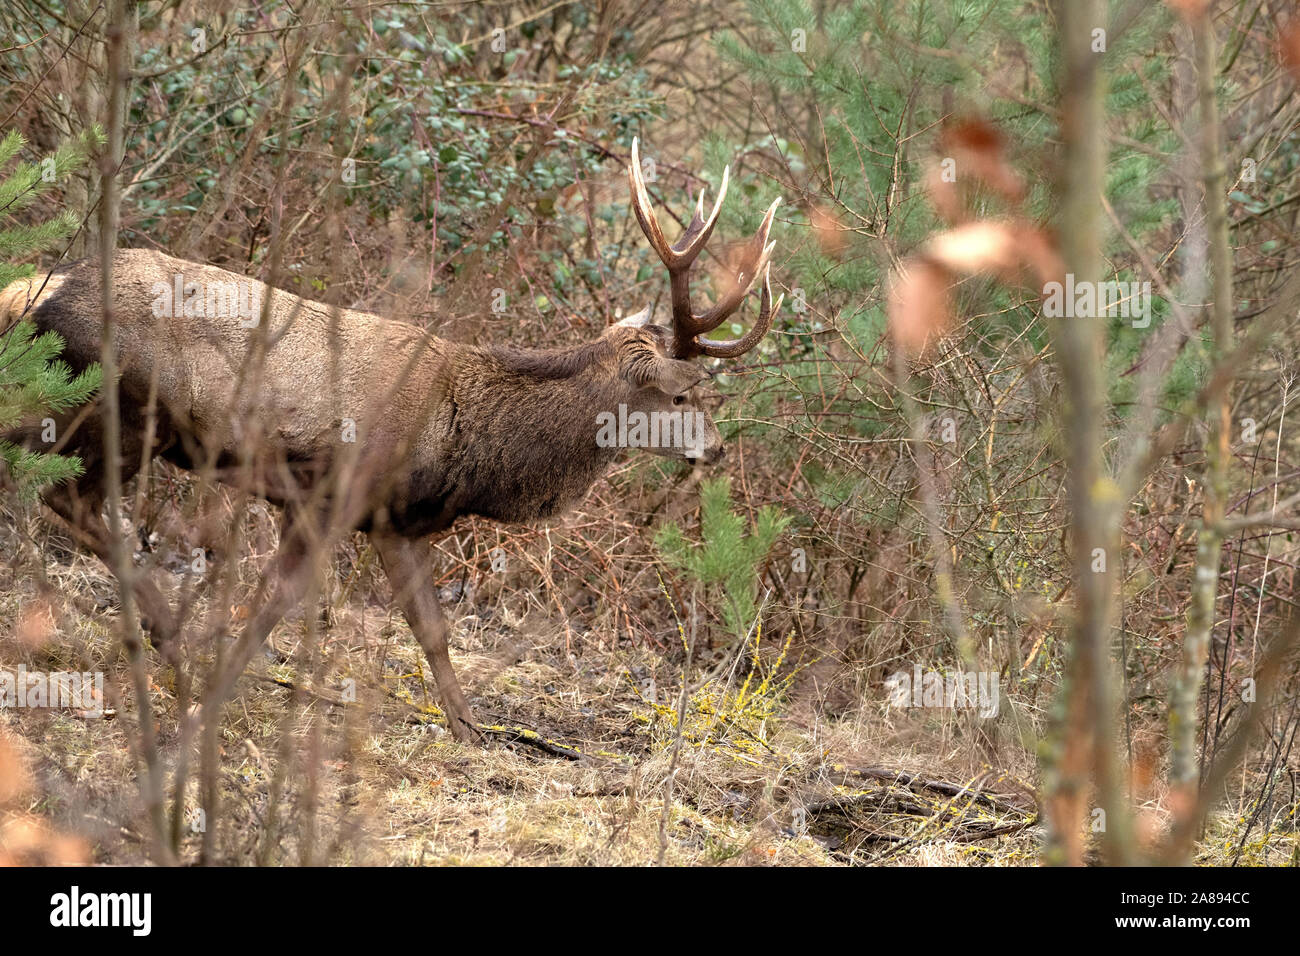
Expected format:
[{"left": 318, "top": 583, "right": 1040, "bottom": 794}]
[
  {"left": 923, "top": 160, "right": 965, "bottom": 225},
  {"left": 888, "top": 259, "right": 953, "bottom": 355},
  {"left": 924, "top": 221, "right": 1022, "bottom": 277},
  {"left": 810, "top": 205, "right": 848, "bottom": 258},
  {"left": 1282, "top": 19, "right": 1300, "bottom": 81},
  {"left": 892, "top": 219, "right": 1061, "bottom": 355},
  {"left": 15, "top": 600, "right": 57, "bottom": 650},
  {"left": 0, "top": 734, "right": 27, "bottom": 805},
  {"left": 0, "top": 815, "right": 89, "bottom": 867},
  {"left": 938, "top": 118, "right": 1025, "bottom": 205},
  {"left": 1166, "top": 0, "right": 1211, "bottom": 22},
  {"left": 943, "top": 117, "right": 1005, "bottom": 156},
  {"left": 1018, "top": 225, "right": 1066, "bottom": 287}
]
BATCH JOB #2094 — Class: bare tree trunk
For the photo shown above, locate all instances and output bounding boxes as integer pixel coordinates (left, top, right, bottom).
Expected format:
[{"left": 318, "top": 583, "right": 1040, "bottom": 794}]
[
  {"left": 97, "top": 0, "right": 171, "bottom": 863},
  {"left": 1043, "top": 0, "right": 1129, "bottom": 865},
  {"left": 1170, "top": 8, "right": 1234, "bottom": 832}
]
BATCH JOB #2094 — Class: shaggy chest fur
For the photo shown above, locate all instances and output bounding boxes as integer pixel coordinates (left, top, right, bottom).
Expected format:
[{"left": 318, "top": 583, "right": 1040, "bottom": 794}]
[{"left": 383, "top": 358, "right": 623, "bottom": 534}]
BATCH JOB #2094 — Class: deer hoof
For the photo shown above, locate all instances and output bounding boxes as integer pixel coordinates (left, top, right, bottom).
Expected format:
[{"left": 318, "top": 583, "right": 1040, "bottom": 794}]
[{"left": 447, "top": 712, "right": 484, "bottom": 744}]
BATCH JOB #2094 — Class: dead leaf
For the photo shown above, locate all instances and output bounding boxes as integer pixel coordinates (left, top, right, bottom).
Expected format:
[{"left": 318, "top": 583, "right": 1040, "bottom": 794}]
[
  {"left": 1166, "top": 0, "right": 1211, "bottom": 22},
  {"left": 924, "top": 221, "right": 1021, "bottom": 277},
  {"left": 15, "top": 600, "right": 57, "bottom": 650},
  {"left": 810, "top": 205, "right": 848, "bottom": 258},
  {"left": 0, "top": 814, "right": 89, "bottom": 867},
  {"left": 924, "top": 160, "right": 965, "bottom": 225},
  {"left": 0, "top": 735, "right": 27, "bottom": 805},
  {"left": 888, "top": 259, "right": 953, "bottom": 355},
  {"left": 938, "top": 118, "right": 1025, "bottom": 206},
  {"left": 1282, "top": 19, "right": 1300, "bottom": 81},
  {"left": 1017, "top": 225, "right": 1066, "bottom": 287}
]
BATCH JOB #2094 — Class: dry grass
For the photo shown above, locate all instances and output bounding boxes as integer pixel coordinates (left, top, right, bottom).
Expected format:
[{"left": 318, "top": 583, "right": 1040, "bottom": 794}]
[{"left": 4, "top": 490, "right": 1292, "bottom": 868}]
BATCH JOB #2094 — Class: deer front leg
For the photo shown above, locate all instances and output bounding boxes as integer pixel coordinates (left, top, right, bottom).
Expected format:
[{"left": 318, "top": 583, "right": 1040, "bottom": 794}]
[
  {"left": 372, "top": 532, "right": 481, "bottom": 743},
  {"left": 198, "top": 508, "right": 318, "bottom": 713}
]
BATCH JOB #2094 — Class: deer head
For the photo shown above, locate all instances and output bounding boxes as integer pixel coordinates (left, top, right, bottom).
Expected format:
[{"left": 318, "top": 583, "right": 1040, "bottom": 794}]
[{"left": 599, "top": 138, "right": 783, "bottom": 464}]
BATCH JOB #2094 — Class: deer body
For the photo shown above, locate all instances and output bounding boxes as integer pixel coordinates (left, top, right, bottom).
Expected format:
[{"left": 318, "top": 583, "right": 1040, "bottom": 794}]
[
  {"left": 5, "top": 249, "right": 636, "bottom": 532},
  {"left": 1, "top": 140, "right": 781, "bottom": 742}
]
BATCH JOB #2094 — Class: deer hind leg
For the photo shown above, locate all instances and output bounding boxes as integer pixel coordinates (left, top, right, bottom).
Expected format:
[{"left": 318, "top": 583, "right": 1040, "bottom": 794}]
[
  {"left": 372, "top": 532, "right": 481, "bottom": 743},
  {"left": 29, "top": 405, "right": 180, "bottom": 644}
]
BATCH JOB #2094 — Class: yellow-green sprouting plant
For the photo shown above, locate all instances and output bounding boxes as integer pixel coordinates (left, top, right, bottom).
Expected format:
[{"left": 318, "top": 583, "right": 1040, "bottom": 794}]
[
  {"left": 631, "top": 619, "right": 801, "bottom": 766},
  {"left": 654, "top": 475, "right": 790, "bottom": 642}
]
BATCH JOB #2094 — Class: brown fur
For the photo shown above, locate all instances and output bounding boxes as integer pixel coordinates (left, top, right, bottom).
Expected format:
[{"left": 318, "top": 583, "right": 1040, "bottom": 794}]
[
  {"left": 1, "top": 249, "right": 722, "bottom": 531},
  {"left": 1, "top": 249, "right": 729, "bottom": 741}
]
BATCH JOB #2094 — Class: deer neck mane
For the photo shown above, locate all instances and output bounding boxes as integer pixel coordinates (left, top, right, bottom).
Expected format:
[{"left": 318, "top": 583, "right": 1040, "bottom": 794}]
[
  {"left": 482, "top": 338, "right": 609, "bottom": 380},
  {"left": 405, "top": 337, "right": 624, "bottom": 530},
  {"left": 470, "top": 337, "right": 621, "bottom": 454}
]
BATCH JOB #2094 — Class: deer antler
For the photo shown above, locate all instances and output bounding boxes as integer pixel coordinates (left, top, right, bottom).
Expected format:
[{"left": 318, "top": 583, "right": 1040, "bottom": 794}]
[{"left": 628, "top": 138, "right": 783, "bottom": 360}]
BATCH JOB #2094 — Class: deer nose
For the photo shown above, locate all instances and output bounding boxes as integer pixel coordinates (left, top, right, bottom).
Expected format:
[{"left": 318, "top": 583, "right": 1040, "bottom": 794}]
[{"left": 707, "top": 444, "right": 726, "bottom": 465}]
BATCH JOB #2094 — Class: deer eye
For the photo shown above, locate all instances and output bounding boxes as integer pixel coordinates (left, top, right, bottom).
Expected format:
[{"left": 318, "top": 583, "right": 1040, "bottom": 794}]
[{"left": 673, "top": 395, "right": 687, "bottom": 406}]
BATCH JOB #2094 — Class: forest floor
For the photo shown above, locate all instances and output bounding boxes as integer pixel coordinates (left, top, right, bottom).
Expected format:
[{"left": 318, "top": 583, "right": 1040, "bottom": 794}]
[{"left": 1, "top": 508, "right": 1294, "bottom": 867}]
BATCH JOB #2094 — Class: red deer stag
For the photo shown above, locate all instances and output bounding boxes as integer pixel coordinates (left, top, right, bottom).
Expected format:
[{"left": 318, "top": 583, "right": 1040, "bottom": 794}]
[{"left": 0, "top": 139, "right": 782, "bottom": 742}]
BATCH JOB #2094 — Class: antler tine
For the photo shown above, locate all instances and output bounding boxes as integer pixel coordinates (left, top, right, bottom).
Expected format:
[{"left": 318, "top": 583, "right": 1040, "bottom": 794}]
[
  {"left": 628, "top": 137, "right": 728, "bottom": 273},
  {"left": 627, "top": 137, "right": 673, "bottom": 265},
  {"left": 695, "top": 263, "right": 784, "bottom": 359},
  {"left": 686, "top": 196, "right": 781, "bottom": 336},
  {"left": 628, "top": 138, "right": 780, "bottom": 361},
  {"left": 669, "top": 165, "right": 729, "bottom": 262}
]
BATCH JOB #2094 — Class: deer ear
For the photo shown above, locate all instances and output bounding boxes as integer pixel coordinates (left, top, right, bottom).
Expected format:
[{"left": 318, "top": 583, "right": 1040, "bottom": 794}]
[{"left": 615, "top": 306, "right": 653, "bottom": 328}]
